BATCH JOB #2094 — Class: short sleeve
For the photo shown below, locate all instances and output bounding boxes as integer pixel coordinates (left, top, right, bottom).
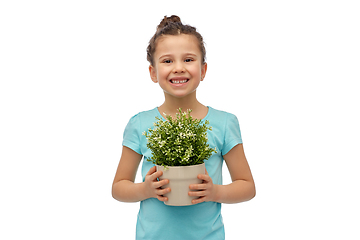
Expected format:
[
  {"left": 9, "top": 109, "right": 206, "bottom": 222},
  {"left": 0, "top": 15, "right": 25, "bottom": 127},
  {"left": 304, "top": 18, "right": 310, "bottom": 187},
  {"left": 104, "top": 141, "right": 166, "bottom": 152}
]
[
  {"left": 222, "top": 113, "right": 243, "bottom": 155},
  {"left": 122, "top": 114, "right": 142, "bottom": 155}
]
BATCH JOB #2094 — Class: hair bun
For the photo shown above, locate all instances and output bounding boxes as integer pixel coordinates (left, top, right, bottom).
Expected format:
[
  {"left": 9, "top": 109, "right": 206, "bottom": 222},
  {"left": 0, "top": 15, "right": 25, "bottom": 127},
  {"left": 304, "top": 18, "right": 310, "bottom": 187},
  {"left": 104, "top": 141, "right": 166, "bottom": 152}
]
[{"left": 157, "top": 15, "right": 182, "bottom": 31}]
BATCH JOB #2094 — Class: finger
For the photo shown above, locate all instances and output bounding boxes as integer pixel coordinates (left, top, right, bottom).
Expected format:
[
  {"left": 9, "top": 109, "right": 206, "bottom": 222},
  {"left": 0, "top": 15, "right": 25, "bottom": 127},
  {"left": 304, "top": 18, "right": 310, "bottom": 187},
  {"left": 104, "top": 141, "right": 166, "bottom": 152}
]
[
  {"left": 149, "top": 169, "right": 163, "bottom": 181},
  {"left": 156, "top": 187, "right": 171, "bottom": 196},
  {"left": 197, "top": 174, "right": 211, "bottom": 182},
  {"left": 189, "top": 190, "right": 206, "bottom": 197},
  {"left": 146, "top": 166, "right": 156, "bottom": 176},
  {"left": 205, "top": 167, "right": 208, "bottom": 175},
  {"left": 192, "top": 196, "right": 206, "bottom": 204},
  {"left": 189, "top": 183, "right": 207, "bottom": 190},
  {"left": 157, "top": 195, "right": 168, "bottom": 202},
  {"left": 154, "top": 169, "right": 163, "bottom": 176},
  {"left": 153, "top": 179, "right": 169, "bottom": 189}
]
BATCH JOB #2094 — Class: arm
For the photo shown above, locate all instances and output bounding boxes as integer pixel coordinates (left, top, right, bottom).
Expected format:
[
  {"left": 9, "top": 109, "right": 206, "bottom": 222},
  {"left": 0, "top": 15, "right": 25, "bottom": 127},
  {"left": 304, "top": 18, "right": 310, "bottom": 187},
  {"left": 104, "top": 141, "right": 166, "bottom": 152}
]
[
  {"left": 189, "top": 144, "right": 256, "bottom": 204},
  {"left": 215, "top": 143, "right": 256, "bottom": 203},
  {"left": 112, "top": 146, "right": 170, "bottom": 202}
]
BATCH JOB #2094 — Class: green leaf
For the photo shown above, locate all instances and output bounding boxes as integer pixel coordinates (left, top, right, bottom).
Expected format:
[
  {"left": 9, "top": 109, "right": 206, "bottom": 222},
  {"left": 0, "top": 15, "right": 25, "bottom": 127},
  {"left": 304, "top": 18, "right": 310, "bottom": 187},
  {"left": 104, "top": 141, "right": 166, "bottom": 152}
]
[{"left": 144, "top": 108, "right": 217, "bottom": 166}]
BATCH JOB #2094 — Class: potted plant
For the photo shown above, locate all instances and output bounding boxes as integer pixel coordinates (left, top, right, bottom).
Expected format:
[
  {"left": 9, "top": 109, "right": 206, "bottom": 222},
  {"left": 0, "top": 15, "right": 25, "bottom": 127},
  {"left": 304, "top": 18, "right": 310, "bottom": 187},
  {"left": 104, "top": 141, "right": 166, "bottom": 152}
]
[{"left": 143, "top": 109, "right": 217, "bottom": 206}]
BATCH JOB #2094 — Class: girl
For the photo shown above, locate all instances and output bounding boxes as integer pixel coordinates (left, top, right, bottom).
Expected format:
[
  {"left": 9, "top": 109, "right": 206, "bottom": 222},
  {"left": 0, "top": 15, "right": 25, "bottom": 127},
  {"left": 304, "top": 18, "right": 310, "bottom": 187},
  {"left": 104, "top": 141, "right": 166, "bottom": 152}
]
[{"left": 112, "top": 15, "right": 255, "bottom": 240}]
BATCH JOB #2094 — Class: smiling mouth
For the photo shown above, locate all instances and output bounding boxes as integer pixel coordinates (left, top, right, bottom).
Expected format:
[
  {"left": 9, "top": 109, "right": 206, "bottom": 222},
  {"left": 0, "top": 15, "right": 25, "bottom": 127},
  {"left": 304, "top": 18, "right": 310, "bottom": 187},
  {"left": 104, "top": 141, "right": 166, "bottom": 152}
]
[{"left": 170, "top": 79, "right": 189, "bottom": 84}]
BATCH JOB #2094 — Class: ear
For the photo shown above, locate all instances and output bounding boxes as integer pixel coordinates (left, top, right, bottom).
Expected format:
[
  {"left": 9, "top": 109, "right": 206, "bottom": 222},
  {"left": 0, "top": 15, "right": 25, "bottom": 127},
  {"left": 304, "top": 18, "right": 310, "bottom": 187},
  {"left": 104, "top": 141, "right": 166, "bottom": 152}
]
[
  {"left": 149, "top": 65, "right": 158, "bottom": 83},
  {"left": 201, "top": 63, "right": 207, "bottom": 81}
]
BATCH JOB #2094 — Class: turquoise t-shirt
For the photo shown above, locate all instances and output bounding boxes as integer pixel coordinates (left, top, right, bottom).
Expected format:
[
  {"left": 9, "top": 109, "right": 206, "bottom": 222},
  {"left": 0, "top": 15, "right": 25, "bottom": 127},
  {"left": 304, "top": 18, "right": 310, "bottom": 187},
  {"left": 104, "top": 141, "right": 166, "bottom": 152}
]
[{"left": 122, "top": 107, "right": 242, "bottom": 240}]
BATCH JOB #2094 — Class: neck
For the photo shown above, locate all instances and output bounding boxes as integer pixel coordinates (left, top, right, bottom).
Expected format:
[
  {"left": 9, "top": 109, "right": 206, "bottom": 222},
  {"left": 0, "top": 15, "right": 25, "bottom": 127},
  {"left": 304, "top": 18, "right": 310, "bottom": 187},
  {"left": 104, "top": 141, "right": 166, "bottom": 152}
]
[{"left": 158, "top": 91, "right": 207, "bottom": 119}]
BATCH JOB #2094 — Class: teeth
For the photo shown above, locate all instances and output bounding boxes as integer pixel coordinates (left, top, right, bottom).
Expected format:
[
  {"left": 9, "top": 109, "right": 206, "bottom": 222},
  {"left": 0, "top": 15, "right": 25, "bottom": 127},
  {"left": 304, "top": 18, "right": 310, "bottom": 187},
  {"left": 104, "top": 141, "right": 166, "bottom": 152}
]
[{"left": 172, "top": 79, "right": 188, "bottom": 84}]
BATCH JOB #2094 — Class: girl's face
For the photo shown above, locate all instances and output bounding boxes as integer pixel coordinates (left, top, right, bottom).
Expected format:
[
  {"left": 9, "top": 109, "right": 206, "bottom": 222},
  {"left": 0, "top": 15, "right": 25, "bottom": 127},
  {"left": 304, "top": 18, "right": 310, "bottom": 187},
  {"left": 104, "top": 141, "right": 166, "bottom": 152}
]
[{"left": 149, "top": 34, "right": 207, "bottom": 99}]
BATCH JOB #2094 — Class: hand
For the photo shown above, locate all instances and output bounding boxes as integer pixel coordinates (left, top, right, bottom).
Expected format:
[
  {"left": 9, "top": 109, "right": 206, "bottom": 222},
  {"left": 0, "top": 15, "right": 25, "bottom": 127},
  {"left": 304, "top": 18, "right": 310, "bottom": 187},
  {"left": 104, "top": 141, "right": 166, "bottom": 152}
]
[
  {"left": 143, "top": 166, "right": 171, "bottom": 202},
  {"left": 189, "top": 168, "right": 218, "bottom": 204}
]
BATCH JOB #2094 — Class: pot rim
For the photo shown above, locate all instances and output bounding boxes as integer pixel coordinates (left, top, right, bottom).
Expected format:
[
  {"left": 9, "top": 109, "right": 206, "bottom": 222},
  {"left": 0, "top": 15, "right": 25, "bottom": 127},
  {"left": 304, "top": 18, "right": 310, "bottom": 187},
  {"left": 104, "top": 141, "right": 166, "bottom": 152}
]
[{"left": 156, "top": 162, "right": 205, "bottom": 169}]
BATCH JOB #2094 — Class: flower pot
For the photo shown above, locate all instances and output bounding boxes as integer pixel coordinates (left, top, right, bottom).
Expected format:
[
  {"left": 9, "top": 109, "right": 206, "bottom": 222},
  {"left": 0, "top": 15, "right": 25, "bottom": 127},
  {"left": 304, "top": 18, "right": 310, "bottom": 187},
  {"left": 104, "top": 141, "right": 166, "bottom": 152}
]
[{"left": 156, "top": 163, "right": 205, "bottom": 206}]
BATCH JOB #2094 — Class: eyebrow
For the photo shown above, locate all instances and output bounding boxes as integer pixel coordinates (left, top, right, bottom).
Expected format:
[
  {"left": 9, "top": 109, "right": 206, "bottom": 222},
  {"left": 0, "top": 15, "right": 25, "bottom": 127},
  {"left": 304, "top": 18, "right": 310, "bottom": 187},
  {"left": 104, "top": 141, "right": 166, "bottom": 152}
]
[{"left": 158, "top": 53, "right": 198, "bottom": 60}]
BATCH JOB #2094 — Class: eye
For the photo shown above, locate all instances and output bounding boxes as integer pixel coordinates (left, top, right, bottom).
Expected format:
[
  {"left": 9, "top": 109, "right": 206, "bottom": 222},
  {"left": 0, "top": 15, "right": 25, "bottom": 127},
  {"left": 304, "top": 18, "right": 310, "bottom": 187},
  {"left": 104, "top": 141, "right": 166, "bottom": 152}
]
[
  {"left": 184, "top": 58, "right": 193, "bottom": 63},
  {"left": 163, "top": 59, "right": 172, "bottom": 63}
]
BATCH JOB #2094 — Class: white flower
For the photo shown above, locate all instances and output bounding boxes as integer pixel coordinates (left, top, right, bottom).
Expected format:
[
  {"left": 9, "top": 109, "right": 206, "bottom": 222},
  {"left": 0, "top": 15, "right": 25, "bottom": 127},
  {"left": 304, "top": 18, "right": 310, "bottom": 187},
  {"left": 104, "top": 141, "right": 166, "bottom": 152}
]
[{"left": 159, "top": 140, "right": 166, "bottom": 147}]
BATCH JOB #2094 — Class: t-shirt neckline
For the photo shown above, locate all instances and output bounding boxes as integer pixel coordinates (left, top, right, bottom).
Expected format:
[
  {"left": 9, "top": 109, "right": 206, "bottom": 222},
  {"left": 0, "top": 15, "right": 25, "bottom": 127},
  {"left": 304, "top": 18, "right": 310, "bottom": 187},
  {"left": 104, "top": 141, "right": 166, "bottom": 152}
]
[{"left": 155, "top": 106, "right": 211, "bottom": 122}]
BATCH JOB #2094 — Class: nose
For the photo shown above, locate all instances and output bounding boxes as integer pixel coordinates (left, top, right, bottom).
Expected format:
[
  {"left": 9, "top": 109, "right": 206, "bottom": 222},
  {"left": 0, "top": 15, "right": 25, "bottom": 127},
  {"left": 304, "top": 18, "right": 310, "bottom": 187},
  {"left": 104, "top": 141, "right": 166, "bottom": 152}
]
[{"left": 173, "top": 61, "right": 185, "bottom": 74}]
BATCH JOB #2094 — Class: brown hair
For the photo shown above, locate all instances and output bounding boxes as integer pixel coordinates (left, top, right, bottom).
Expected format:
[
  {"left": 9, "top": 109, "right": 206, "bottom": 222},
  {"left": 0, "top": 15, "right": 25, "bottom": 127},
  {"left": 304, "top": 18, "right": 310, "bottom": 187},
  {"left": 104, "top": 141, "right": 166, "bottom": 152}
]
[{"left": 147, "top": 15, "right": 206, "bottom": 66}]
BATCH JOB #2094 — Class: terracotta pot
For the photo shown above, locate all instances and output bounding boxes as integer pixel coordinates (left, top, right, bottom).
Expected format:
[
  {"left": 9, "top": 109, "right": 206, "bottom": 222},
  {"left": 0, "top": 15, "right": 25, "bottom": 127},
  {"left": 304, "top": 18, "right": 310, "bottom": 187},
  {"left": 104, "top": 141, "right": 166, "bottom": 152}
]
[{"left": 156, "top": 163, "right": 205, "bottom": 206}]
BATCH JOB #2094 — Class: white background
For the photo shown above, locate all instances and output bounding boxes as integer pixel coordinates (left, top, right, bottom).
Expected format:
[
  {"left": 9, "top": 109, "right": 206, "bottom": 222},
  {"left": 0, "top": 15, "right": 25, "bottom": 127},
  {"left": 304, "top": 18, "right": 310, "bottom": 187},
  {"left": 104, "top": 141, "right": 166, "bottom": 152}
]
[{"left": 1, "top": 0, "right": 359, "bottom": 239}]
